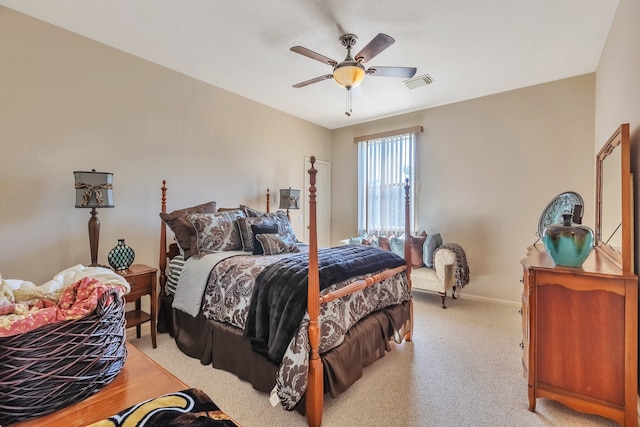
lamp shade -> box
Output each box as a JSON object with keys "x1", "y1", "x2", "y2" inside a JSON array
[
  {"x1": 333, "y1": 62, "x2": 365, "y2": 89},
  {"x1": 74, "y1": 170, "x2": 114, "y2": 208},
  {"x1": 279, "y1": 188, "x2": 300, "y2": 210}
]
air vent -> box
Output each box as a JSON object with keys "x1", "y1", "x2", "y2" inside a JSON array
[{"x1": 404, "y1": 74, "x2": 433, "y2": 89}]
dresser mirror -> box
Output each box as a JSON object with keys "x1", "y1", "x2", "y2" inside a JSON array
[{"x1": 595, "y1": 123, "x2": 633, "y2": 271}]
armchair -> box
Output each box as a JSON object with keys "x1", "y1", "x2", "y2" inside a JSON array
[{"x1": 411, "y1": 246, "x2": 457, "y2": 308}]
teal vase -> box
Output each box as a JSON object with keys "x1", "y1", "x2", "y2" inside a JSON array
[
  {"x1": 108, "y1": 239, "x2": 135, "y2": 271},
  {"x1": 542, "y1": 213, "x2": 593, "y2": 267}
]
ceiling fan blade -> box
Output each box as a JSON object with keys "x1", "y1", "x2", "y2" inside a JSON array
[
  {"x1": 355, "y1": 33, "x2": 395, "y2": 63},
  {"x1": 367, "y1": 66, "x2": 417, "y2": 78},
  {"x1": 290, "y1": 46, "x2": 337, "y2": 67},
  {"x1": 293, "y1": 74, "x2": 334, "y2": 88}
]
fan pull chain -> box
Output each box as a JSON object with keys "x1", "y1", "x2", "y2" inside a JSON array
[{"x1": 345, "y1": 88, "x2": 352, "y2": 117}]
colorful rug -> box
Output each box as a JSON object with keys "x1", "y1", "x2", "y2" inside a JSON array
[{"x1": 88, "y1": 388, "x2": 240, "y2": 427}]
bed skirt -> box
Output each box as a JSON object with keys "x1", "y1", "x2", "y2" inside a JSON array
[{"x1": 170, "y1": 300, "x2": 410, "y2": 414}]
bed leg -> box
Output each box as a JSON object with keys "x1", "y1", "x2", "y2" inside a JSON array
[
  {"x1": 404, "y1": 298, "x2": 413, "y2": 342},
  {"x1": 452, "y1": 285, "x2": 457, "y2": 299},
  {"x1": 307, "y1": 325, "x2": 323, "y2": 427},
  {"x1": 440, "y1": 292, "x2": 447, "y2": 309}
]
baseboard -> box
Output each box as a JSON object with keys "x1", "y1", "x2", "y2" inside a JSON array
[
  {"x1": 412, "y1": 287, "x2": 520, "y2": 308},
  {"x1": 455, "y1": 292, "x2": 520, "y2": 307}
]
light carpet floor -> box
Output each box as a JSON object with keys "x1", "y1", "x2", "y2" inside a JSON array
[{"x1": 130, "y1": 292, "x2": 621, "y2": 427}]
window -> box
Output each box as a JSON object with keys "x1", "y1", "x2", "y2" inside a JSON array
[{"x1": 356, "y1": 127, "x2": 420, "y2": 236}]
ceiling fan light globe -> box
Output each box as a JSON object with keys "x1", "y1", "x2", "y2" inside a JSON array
[{"x1": 333, "y1": 63, "x2": 365, "y2": 88}]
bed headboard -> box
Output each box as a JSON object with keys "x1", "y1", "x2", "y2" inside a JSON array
[{"x1": 158, "y1": 181, "x2": 272, "y2": 296}]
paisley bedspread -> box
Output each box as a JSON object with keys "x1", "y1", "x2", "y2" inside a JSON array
[{"x1": 197, "y1": 247, "x2": 410, "y2": 410}]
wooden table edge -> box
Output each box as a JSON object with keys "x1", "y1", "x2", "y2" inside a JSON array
[{"x1": 9, "y1": 344, "x2": 188, "y2": 426}]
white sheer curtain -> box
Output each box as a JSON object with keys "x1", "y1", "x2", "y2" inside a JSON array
[{"x1": 357, "y1": 131, "x2": 416, "y2": 236}]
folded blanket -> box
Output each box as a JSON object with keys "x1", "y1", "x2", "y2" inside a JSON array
[
  {"x1": 244, "y1": 244, "x2": 405, "y2": 364},
  {"x1": 88, "y1": 388, "x2": 240, "y2": 427},
  {"x1": 435, "y1": 243, "x2": 470, "y2": 288}
]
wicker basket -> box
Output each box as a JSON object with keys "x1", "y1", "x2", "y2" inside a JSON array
[{"x1": 0, "y1": 290, "x2": 127, "y2": 425}]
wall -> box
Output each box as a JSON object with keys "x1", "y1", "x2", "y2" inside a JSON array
[
  {"x1": 331, "y1": 75, "x2": 596, "y2": 303},
  {"x1": 595, "y1": 0, "x2": 640, "y2": 272},
  {"x1": 0, "y1": 6, "x2": 607, "y2": 305},
  {"x1": 0, "y1": 8, "x2": 331, "y2": 284}
]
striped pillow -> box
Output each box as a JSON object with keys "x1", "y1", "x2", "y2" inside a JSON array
[{"x1": 165, "y1": 255, "x2": 185, "y2": 296}]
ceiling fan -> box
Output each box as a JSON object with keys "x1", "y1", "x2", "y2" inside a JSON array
[{"x1": 291, "y1": 33, "x2": 417, "y2": 116}]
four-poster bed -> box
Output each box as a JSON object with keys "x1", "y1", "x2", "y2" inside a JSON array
[{"x1": 158, "y1": 156, "x2": 414, "y2": 427}]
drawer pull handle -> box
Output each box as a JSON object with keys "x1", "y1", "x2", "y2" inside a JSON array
[
  {"x1": 518, "y1": 308, "x2": 522, "y2": 315},
  {"x1": 519, "y1": 342, "x2": 524, "y2": 349}
]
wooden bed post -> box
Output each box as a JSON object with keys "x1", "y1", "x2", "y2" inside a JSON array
[
  {"x1": 159, "y1": 180, "x2": 168, "y2": 297},
  {"x1": 266, "y1": 188, "x2": 270, "y2": 213},
  {"x1": 404, "y1": 178, "x2": 413, "y2": 342},
  {"x1": 306, "y1": 157, "x2": 323, "y2": 427}
]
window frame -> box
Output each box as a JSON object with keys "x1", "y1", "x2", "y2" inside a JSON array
[{"x1": 355, "y1": 126, "x2": 422, "y2": 236}]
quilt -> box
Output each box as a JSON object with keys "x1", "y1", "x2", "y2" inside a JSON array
[{"x1": 193, "y1": 245, "x2": 411, "y2": 410}]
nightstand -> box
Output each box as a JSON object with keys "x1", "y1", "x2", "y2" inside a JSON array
[{"x1": 118, "y1": 264, "x2": 158, "y2": 348}]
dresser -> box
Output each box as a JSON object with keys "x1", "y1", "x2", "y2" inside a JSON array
[{"x1": 521, "y1": 244, "x2": 638, "y2": 426}]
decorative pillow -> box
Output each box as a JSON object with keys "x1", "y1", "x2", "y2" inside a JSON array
[
  {"x1": 378, "y1": 236, "x2": 391, "y2": 251},
  {"x1": 423, "y1": 233, "x2": 443, "y2": 268},
  {"x1": 256, "y1": 233, "x2": 300, "y2": 256},
  {"x1": 390, "y1": 237, "x2": 405, "y2": 258},
  {"x1": 238, "y1": 211, "x2": 297, "y2": 251},
  {"x1": 251, "y1": 223, "x2": 279, "y2": 255},
  {"x1": 188, "y1": 210, "x2": 245, "y2": 255},
  {"x1": 410, "y1": 231, "x2": 428, "y2": 268},
  {"x1": 252, "y1": 211, "x2": 297, "y2": 241},
  {"x1": 159, "y1": 201, "x2": 216, "y2": 259},
  {"x1": 348, "y1": 236, "x2": 364, "y2": 245},
  {"x1": 272, "y1": 211, "x2": 297, "y2": 242},
  {"x1": 165, "y1": 255, "x2": 185, "y2": 296},
  {"x1": 241, "y1": 205, "x2": 266, "y2": 218},
  {"x1": 238, "y1": 216, "x2": 273, "y2": 251},
  {"x1": 389, "y1": 231, "x2": 427, "y2": 268}
]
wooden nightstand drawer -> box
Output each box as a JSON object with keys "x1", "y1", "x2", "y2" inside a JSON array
[{"x1": 125, "y1": 273, "x2": 153, "y2": 301}]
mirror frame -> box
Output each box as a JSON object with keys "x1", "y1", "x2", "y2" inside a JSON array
[{"x1": 595, "y1": 123, "x2": 633, "y2": 271}]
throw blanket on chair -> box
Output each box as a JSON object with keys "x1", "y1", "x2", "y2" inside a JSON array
[
  {"x1": 88, "y1": 388, "x2": 240, "y2": 427},
  {"x1": 435, "y1": 243, "x2": 470, "y2": 288},
  {"x1": 244, "y1": 244, "x2": 405, "y2": 364}
]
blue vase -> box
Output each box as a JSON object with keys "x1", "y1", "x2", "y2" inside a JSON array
[
  {"x1": 108, "y1": 239, "x2": 135, "y2": 271},
  {"x1": 542, "y1": 213, "x2": 593, "y2": 267}
]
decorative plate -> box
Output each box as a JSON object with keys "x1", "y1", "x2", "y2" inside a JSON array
[{"x1": 537, "y1": 191, "x2": 584, "y2": 238}]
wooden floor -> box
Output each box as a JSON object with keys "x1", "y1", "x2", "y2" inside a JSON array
[{"x1": 10, "y1": 344, "x2": 189, "y2": 426}]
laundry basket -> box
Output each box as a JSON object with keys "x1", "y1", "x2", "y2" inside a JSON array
[{"x1": 0, "y1": 290, "x2": 127, "y2": 425}]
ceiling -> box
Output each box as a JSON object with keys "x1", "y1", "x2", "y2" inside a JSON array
[{"x1": 1, "y1": 0, "x2": 618, "y2": 130}]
